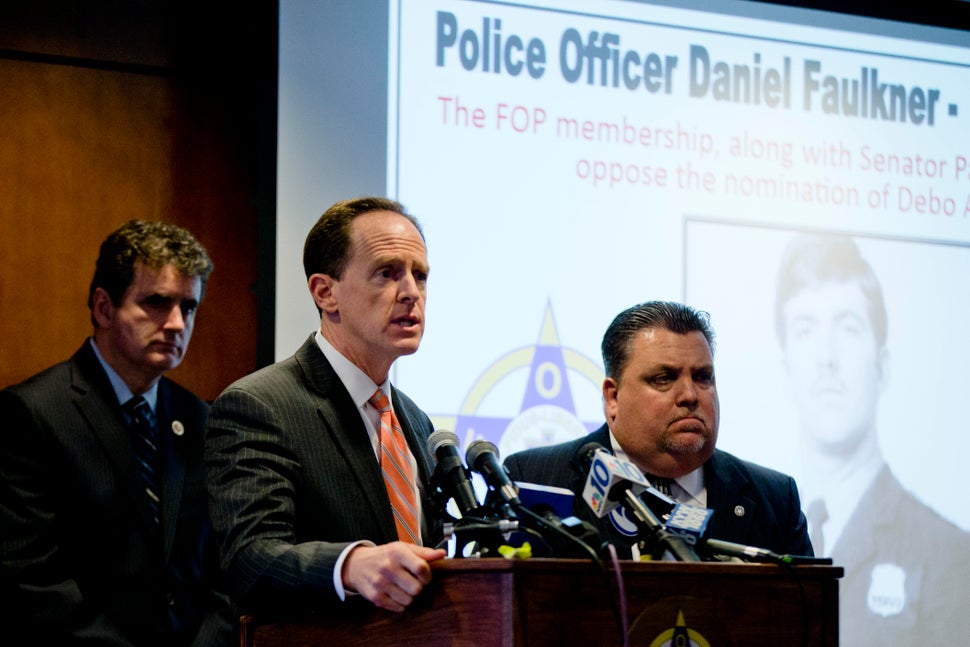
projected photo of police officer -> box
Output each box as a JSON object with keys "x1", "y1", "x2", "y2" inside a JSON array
[{"x1": 773, "y1": 232, "x2": 970, "y2": 646}]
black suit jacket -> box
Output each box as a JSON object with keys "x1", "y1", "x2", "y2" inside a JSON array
[
  {"x1": 205, "y1": 336, "x2": 438, "y2": 613},
  {"x1": 503, "y1": 425, "x2": 812, "y2": 557},
  {"x1": 0, "y1": 341, "x2": 235, "y2": 646}
]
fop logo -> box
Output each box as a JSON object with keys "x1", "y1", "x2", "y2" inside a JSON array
[
  {"x1": 645, "y1": 610, "x2": 711, "y2": 647},
  {"x1": 432, "y1": 303, "x2": 602, "y2": 455}
]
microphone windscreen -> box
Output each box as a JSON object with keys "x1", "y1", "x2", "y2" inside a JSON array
[
  {"x1": 572, "y1": 441, "x2": 609, "y2": 473},
  {"x1": 465, "y1": 439, "x2": 500, "y2": 470},
  {"x1": 427, "y1": 429, "x2": 460, "y2": 458}
]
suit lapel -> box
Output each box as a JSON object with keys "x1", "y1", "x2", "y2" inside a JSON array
[
  {"x1": 156, "y1": 381, "x2": 186, "y2": 560},
  {"x1": 831, "y1": 464, "x2": 893, "y2": 567},
  {"x1": 568, "y1": 425, "x2": 612, "y2": 495},
  {"x1": 567, "y1": 427, "x2": 613, "y2": 538},
  {"x1": 70, "y1": 344, "x2": 160, "y2": 535},
  {"x1": 704, "y1": 451, "x2": 757, "y2": 543},
  {"x1": 294, "y1": 337, "x2": 396, "y2": 541}
]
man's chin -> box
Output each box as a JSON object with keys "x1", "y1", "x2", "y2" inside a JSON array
[
  {"x1": 665, "y1": 432, "x2": 711, "y2": 456},
  {"x1": 147, "y1": 352, "x2": 181, "y2": 372},
  {"x1": 392, "y1": 339, "x2": 422, "y2": 356},
  {"x1": 810, "y1": 429, "x2": 866, "y2": 456}
]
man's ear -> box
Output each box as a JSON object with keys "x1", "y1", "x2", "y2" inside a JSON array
[
  {"x1": 602, "y1": 377, "x2": 619, "y2": 424},
  {"x1": 308, "y1": 273, "x2": 339, "y2": 314},
  {"x1": 90, "y1": 287, "x2": 115, "y2": 328}
]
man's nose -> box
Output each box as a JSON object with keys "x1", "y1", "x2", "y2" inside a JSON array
[
  {"x1": 675, "y1": 377, "x2": 699, "y2": 407},
  {"x1": 164, "y1": 305, "x2": 185, "y2": 331}
]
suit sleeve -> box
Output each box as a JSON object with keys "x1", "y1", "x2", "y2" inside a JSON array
[
  {"x1": 781, "y1": 474, "x2": 814, "y2": 557},
  {"x1": 0, "y1": 389, "x2": 128, "y2": 644},
  {"x1": 502, "y1": 446, "x2": 572, "y2": 491},
  {"x1": 205, "y1": 385, "x2": 351, "y2": 612},
  {"x1": 502, "y1": 454, "x2": 523, "y2": 481}
]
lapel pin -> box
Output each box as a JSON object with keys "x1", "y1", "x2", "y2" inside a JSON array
[
  {"x1": 734, "y1": 505, "x2": 746, "y2": 517},
  {"x1": 172, "y1": 420, "x2": 185, "y2": 436}
]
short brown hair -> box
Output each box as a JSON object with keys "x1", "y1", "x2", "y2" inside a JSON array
[
  {"x1": 87, "y1": 220, "x2": 213, "y2": 315},
  {"x1": 302, "y1": 197, "x2": 422, "y2": 280}
]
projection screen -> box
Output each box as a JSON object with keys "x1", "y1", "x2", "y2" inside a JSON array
[{"x1": 278, "y1": 1, "x2": 969, "y2": 643}]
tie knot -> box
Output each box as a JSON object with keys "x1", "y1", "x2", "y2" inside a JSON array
[
  {"x1": 124, "y1": 396, "x2": 156, "y2": 429},
  {"x1": 650, "y1": 477, "x2": 673, "y2": 497},
  {"x1": 368, "y1": 388, "x2": 391, "y2": 413},
  {"x1": 125, "y1": 395, "x2": 148, "y2": 415}
]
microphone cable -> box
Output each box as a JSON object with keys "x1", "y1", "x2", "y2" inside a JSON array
[{"x1": 511, "y1": 503, "x2": 629, "y2": 644}]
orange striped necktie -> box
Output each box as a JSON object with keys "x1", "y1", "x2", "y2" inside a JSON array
[{"x1": 368, "y1": 388, "x2": 420, "y2": 543}]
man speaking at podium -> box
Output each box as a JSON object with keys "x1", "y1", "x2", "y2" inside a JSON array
[
  {"x1": 206, "y1": 198, "x2": 446, "y2": 615},
  {"x1": 504, "y1": 300, "x2": 812, "y2": 558}
]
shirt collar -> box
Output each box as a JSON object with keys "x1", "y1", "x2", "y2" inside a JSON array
[
  {"x1": 675, "y1": 467, "x2": 705, "y2": 506},
  {"x1": 799, "y1": 452, "x2": 884, "y2": 553},
  {"x1": 88, "y1": 338, "x2": 159, "y2": 412},
  {"x1": 314, "y1": 331, "x2": 390, "y2": 409}
]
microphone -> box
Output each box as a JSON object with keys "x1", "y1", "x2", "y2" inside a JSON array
[
  {"x1": 465, "y1": 439, "x2": 521, "y2": 506},
  {"x1": 427, "y1": 430, "x2": 481, "y2": 517},
  {"x1": 464, "y1": 441, "x2": 599, "y2": 558},
  {"x1": 513, "y1": 481, "x2": 601, "y2": 558},
  {"x1": 574, "y1": 442, "x2": 676, "y2": 514},
  {"x1": 579, "y1": 444, "x2": 700, "y2": 562},
  {"x1": 663, "y1": 502, "x2": 714, "y2": 549},
  {"x1": 581, "y1": 446, "x2": 651, "y2": 517},
  {"x1": 639, "y1": 485, "x2": 677, "y2": 518},
  {"x1": 703, "y1": 538, "x2": 793, "y2": 564},
  {"x1": 663, "y1": 503, "x2": 833, "y2": 565},
  {"x1": 571, "y1": 441, "x2": 609, "y2": 475}
]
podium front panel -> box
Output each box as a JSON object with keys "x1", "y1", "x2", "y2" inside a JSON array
[{"x1": 241, "y1": 558, "x2": 841, "y2": 646}]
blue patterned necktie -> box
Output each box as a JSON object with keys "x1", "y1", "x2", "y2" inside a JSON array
[
  {"x1": 124, "y1": 396, "x2": 161, "y2": 526},
  {"x1": 651, "y1": 476, "x2": 673, "y2": 497}
]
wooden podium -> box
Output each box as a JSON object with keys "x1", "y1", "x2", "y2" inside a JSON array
[{"x1": 240, "y1": 558, "x2": 842, "y2": 646}]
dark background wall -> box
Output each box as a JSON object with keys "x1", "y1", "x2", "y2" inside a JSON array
[{"x1": 0, "y1": 1, "x2": 277, "y2": 401}]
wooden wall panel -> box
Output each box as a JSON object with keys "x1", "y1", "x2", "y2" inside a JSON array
[{"x1": 0, "y1": 3, "x2": 267, "y2": 401}]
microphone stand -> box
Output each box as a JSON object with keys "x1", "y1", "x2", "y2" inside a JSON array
[
  {"x1": 440, "y1": 493, "x2": 519, "y2": 558},
  {"x1": 619, "y1": 488, "x2": 700, "y2": 562}
]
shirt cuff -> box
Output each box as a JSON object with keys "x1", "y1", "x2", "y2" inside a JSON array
[{"x1": 333, "y1": 540, "x2": 377, "y2": 600}]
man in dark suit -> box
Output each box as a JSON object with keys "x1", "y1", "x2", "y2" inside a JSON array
[
  {"x1": 0, "y1": 220, "x2": 235, "y2": 645},
  {"x1": 504, "y1": 301, "x2": 812, "y2": 559},
  {"x1": 774, "y1": 233, "x2": 970, "y2": 645},
  {"x1": 206, "y1": 197, "x2": 446, "y2": 615}
]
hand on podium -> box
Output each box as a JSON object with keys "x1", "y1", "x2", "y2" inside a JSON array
[{"x1": 342, "y1": 542, "x2": 447, "y2": 612}]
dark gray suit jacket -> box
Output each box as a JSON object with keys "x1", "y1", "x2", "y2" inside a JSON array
[
  {"x1": 503, "y1": 425, "x2": 812, "y2": 558},
  {"x1": 0, "y1": 341, "x2": 235, "y2": 646},
  {"x1": 205, "y1": 336, "x2": 438, "y2": 613}
]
